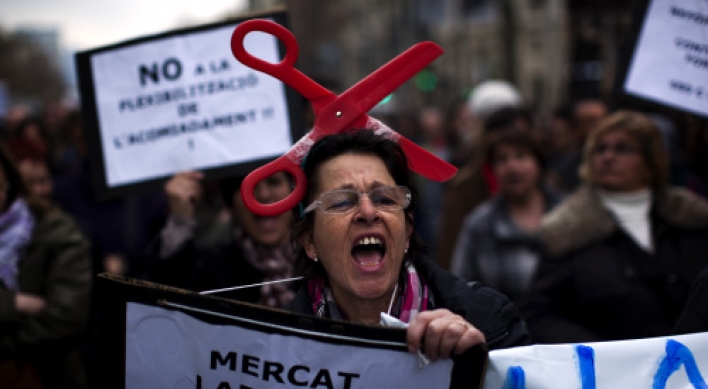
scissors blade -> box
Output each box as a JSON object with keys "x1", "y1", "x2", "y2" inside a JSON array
[
  {"x1": 316, "y1": 42, "x2": 443, "y2": 134},
  {"x1": 398, "y1": 137, "x2": 457, "y2": 182}
]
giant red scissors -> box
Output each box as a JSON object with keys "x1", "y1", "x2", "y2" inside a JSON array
[{"x1": 232, "y1": 19, "x2": 457, "y2": 216}]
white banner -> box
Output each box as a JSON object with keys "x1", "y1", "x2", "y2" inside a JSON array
[
  {"x1": 86, "y1": 18, "x2": 293, "y2": 187},
  {"x1": 483, "y1": 332, "x2": 708, "y2": 389},
  {"x1": 624, "y1": 0, "x2": 708, "y2": 117},
  {"x1": 125, "y1": 302, "x2": 454, "y2": 389}
]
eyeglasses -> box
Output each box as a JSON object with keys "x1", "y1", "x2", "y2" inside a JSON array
[
  {"x1": 591, "y1": 143, "x2": 640, "y2": 156},
  {"x1": 303, "y1": 185, "x2": 411, "y2": 214}
]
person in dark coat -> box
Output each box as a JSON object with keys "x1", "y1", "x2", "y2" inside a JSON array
[
  {"x1": 521, "y1": 110, "x2": 708, "y2": 344},
  {"x1": 148, "y1": 171, "x2": 296, "y2": 307},
  {"x1": 0, "y1": 143, "x2": 92, "y2": 389},
  {"x1": 286, "y1": 128, "x2": 530, "y2": 359}
]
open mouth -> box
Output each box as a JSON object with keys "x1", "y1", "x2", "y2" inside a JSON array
[{"x1": 351, "y1": 235, "x2": 386, "y2": 269}]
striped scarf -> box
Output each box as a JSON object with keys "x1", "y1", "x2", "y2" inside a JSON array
[{"x1": 307, "y1": 260, "x2": 432, "y2": 323}]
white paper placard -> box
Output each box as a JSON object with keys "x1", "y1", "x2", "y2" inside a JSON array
[
  {"x1": 125, "y1": 302, "x2": 454, "y2": 389},
  {"x1": 80, "y1": 17, "x2": 295, "y2": 189},
  {"x1": 483, "y1": 331, "x2": 708, "y2": 389},
  {"x1": 624, "y1": 0, "x2": 708, "y2": 117}
]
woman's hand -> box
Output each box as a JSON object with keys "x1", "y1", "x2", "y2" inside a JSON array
[
  {"x1": 15, "y1": 293, "x2": 47, "y2": 315},
  {"x1": 406, "y1": 309, "x2": 486, "y2": 361},
  {"x1": 165, "y1": 171, "x2": 204, "y2": 219}
]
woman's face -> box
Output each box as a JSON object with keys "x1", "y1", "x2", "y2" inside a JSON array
[
  {"x1": 492, "y1": 144, "x2": 541, "y2": 198},
  {"x1": 591, "y1": 130, "x2": 652, "y2": 192},
  {"x1": 302, "y1": 153, "x2": 412, "y2": 305},
  {"x1": 233, "y1": 172, "x2": 293, "y2": 247}
]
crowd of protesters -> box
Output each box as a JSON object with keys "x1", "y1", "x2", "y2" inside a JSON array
[{"x1": 2, "y1": 76, "x2": 708, "y2": 387}]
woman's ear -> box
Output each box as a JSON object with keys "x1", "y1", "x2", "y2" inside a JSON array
[{"x1": 299, "y1": 232, "x2": 316, "y2": 259}]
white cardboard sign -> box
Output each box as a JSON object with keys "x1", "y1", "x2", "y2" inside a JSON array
[
  {"x1": 125, "y1": 302, "x2": 454, "y2": 389},
  {"x1": 77, "y1": 16, "x2": 297, "y2": 192},
  {"x1": 624, "y1": 0, "x2": 708, "y2": 117}
]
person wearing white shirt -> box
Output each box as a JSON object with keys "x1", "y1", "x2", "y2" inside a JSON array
[{"x1": 521, "y1": 110, "x2": 708, "y2": 344}]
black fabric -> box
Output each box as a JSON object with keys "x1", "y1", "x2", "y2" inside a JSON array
[
  {"x1": 147, "y1": 237, "x2": 264, "y2": 304},
  {"x1": 521, "y1": 224, "x2": 708, "y2": 344},
  {"x1": 674, "y1": 267, "x2": 708, "y2": 335},
  {"x1": 284, "y1": 259, "x2": 530, "y2": 350}
]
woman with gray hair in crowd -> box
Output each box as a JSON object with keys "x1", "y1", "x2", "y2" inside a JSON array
[{"x1": 521, "y1": 110, "x2": 708, "y2": 343}]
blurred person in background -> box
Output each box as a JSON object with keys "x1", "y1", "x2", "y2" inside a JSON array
[
  {"x1": 148, "y1": 171, "x2": 296, "y2": 307},
  {"x1": 451, "y1": 127, "x2": 562, "y2": 303},
  {"x1": 7, "y1": 139, "x2": 53, "y2": 200},
  {"x1": 436, "y1": 92, "x2": 531, "y2": 271},
  {"x1": 0, "y1": 104, "x2": 31, "y2": 141},
  {"x1": 50, "y1": 109, "x2": 167, "y2": 387},
  {"x1": 49, "y1": 109, "x2": 167, "y2": 388},
  {"x1": 10, "y1": 117, "x2": 48, "y2": 158},
  {"x1": 644, "y1": 112, "x2": 708, "y2": 194},
  {"x1": 46, "y1": 110, "x2": 84, "y2": 176},
  {"x1": 446, "y1": 97, "x2": 476, "y2": 168},
  {"x1": 40, "y1": 102, "x2": 68, "y2": 143},
  {"x1": 52, "y1": 111, "x2": 166, "y2": 278},
  {"x1": 547, "y1": 97, "x2": 608, "y2": 192},
  {"x1": 545, "y1": 104, "x2": 574, "y2": 189},
  {"x1": 521, "y1": 110, "x2": 708, "y2": 343},
  {"x1": 447, "y1": 81, "x2": 523, "y2": 169},
  {"x1": 0, "y1": 143, "x2": 92, "y2": 389}
]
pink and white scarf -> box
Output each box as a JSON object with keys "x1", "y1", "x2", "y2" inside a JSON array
[{"x1": 307, "y1": 260, "x2": 431, "y2": 323}]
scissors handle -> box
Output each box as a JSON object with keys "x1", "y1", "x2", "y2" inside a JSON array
[
  {"x1": 239, "y1": 155, "x2": 307, "y2": 217},
  {"x1": 231, "y1": 20, "x2": 332, "y2": 103}
]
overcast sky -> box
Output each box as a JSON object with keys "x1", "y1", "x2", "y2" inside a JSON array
[{"x1": 0, "y1": 0, "x2": 247, "y2": 50}]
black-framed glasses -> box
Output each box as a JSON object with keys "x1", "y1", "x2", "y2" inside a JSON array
[
  {"x1": 303, "y1": 185, "x2": 411, "y2": 214},
  {"x1": 591, "y1": 143, "x2": 640, "y2": 156}
]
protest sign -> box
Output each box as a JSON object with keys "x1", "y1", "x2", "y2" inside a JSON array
[
  {"x1": 76, "y1": 10, "x2": 304, "y2": 198},
  {"x1": 97, "y1": 274, "x2": 488, "y2": 389},
  {"x1": 483, "y1": 332, "x2": 708, "y2": 389},
  {"x1": 620, "y1": 0, "x2": 708, "y2": 118}
]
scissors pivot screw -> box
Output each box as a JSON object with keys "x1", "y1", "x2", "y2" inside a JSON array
[{"x1": 336, "y1": 111, "x2": 343, "y2": 117}]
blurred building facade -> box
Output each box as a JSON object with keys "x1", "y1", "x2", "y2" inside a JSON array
[
  {"x1": 14, "y1": 26, "x2": 61, "y2": 61},
  {"x1": 245, "y1": 0, "x2": 639, "y2": 113},
  {"x1": 14, "y1": 26, "x2": 79, "y2": 104}
]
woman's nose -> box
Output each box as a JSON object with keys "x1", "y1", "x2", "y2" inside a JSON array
[{"x1": 355, "y1": 196, "x2": 380, "y2": 224}]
